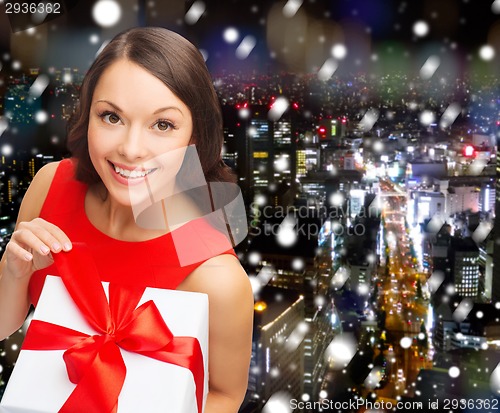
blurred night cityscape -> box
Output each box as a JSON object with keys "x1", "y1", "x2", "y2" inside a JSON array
[{"x1": 1, "y1": 1, "x2": 500, "y2": 412}]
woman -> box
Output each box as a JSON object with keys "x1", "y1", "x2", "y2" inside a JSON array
[{"x1": 0, "y1": 27, "x2": 253, "y2": 412}]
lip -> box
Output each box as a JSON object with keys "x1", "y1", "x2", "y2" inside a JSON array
[
  {"x1": 107, "y1": 160, "x2": 157, "y2": 186},
  {"x1": 108, "y1": 160, "x2": 154, "y2": 172}
]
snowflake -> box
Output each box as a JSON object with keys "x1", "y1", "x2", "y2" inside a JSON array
[
  {"x1": 420, "y1": 55, "x2": 440, "y2": 79},
  {"x1": 92, "y1": 0, "x2": 121, "y2": 28},
  {"x1": 282, "y1": 0, "x2": 303, "y2": 18},
  {"x1": 479, "y1": 45, "x2": 495, "y2": 61},
  {"x1": 413, "y1": 20, "x2": 429, "y2": 37},
  {"x1": 223, "y1": 27, "x2": 239, "y2": 44},
  {"x1": 331, "y1": 44, "x2": 347, "y2": 60}
]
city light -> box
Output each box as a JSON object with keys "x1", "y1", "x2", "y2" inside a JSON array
[
  {"x1": 463, "y1": 145, "x2": 475, "y2": 157},
  {"x1": 0, "y1": 4, "x2": 499, "y2": 408}
]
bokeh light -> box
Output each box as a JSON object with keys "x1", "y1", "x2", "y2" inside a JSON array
[
  {"x1": 413, "y1": 20, "x2": 430, "y2": 37},
  {"x1": 92, "y1": 0, "x2": 122, "y2": 28},
  {"x1": 479, "y1": 44, "x2": 495, "y2": 61},
  {"x1": 223, "y1": 27, "x2": 239, "y2": 44}
]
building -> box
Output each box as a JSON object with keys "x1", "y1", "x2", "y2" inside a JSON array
[
  {"x1": 449, "y1": 237, "x2": 480, "y2": 299},
  {"x1": 478, "y1": 234, "x2": 494, "y2": 301},
  {"x1": 222, "y1": 104, "x2": 298, "y2": 205},
  {"x1": 246, "y1": 208, "x2": 338, "y2": 403},
  {"x1": 424, "y1": 223, "x2": 451, "y2": 274},
  {"x1": 493, "y1": 137, "x2": 500, "y2": 302},
  {"x1": 410, "y1": 191, "x2": 445, "y2": 226},
  {"x1": 246, "y1": 287, "x2": 305, "y2": 407},
  {"x1": 407, "y1": 160, "x2": 447, "y2": 180},
  {"x1": 447, "y1": 185, "x2": 479, "y2": 215},
  {"x1": 479, "y1": 182, "x2": 495, "y2": 214}
]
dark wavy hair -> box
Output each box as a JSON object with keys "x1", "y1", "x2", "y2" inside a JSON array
[{"x1": 66, "y1": 26, "x2": 235, "y2": 185}]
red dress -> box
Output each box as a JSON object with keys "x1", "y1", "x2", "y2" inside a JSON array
[{"x1": 29, "y1": 158, "x2": 237, "y2": 306}]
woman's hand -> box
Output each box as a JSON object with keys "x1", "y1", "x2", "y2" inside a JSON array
[{"x1": 4, "y1": 218, "x2": 72, "y2": 280}]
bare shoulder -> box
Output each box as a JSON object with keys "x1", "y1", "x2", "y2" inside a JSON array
[
  {"x1": 181, "y1": 254, "x2": 253, "y2": 305},
  {"x1": 187, "y1": 255, "x2": 254, "y2": 406},
  {"x1": 31, "y1": 161, "x2": 61, "y2": 187},
  {"x1": 17, "y1": 161, "x2": 61, "y2": 223}
]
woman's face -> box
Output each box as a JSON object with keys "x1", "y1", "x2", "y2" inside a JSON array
[{"x1": 88, "y1": 58, "x2": 193, "y2": 207}]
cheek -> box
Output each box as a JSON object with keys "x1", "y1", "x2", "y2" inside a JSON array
[
  {"x1": 86, "y1": 125, "x2": 109, "y2": 171},
  {"x1": 88, "y1": 122, "x2": 114, "y2": 152},
  {"x1": 86, "y1": 128, "x2": 98, "y2": 160}
]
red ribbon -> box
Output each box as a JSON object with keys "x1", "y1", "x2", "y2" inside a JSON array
[{"x1": 22, "y1": 244, "x2": 205, "y2": 413}]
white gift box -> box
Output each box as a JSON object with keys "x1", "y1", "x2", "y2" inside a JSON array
[{"x1": 0, "y1": 276, "x2": 208, "y2": 413}]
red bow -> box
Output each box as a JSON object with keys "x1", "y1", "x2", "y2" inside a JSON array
[{"x1": 22, "y1": 244, "x2": 205, "y2": 413}]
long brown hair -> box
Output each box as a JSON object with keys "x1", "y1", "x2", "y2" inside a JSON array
[{"x1": 67, "y1": 27, "x2": 235, "y2": 185}]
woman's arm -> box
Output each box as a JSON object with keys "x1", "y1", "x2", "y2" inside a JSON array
[
  {"x1": 189, "y1": 254, "x2": 254, "y2": 413},
  {"x1": 0, "y1": 161, "x2": 71, "y2": 340}
]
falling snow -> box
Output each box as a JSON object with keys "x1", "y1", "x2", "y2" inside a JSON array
[
  {"x1": 223, "y1": 27, "x2": 239, "y2": 44},
  {"x1": 317, "y1": 58, "x2": 338, "y2": 81},
  {"x1": 491, "y1": 363, "x2": 500, "y2": 394},
  {"x1": 29, "y1": 75, "x2": 49, "y2": 98},
  {"x1": 413, "y1": 20, "x2": 430, "y2": 37},
  {"x1": 493, "y1": 0, "x2": 500, "y2": 14},
  {"x1": 262, "y1": 391, "x2": 292, "y2": 413},
  {"x1": 471, "y1": 221, "x2": 493, "y2": 243},
  {"x1": 291, "y1": 257, "x2": 304, "y2": 271},
  {"x1": 358, "y1": 108, "x2": 379, "y2": 132},
  {"x1": 89, "y1": 34, "x2": 100, "y2": 45},
  {"x1": 314, "y1": 295, "x2": 326, "y2": 307},
  {"x1": 427, "y1": 271, "x2": 445, "y2": 293},
  {"x1": 268, "y1": 97, "x2": 289, "y2": 121},
  {"x1": 185, "y1": 1, "x2": 205, "y2": 25},
  {"x1": 453, "y1": 298, "x2": 473, "y2": 323},
  {"x1": 0, "y1": 118, "x2": 8, "y2": 138},
  {"x1": 92, "y1": 0, "x2": 121, "y2": 28},
  {"x1": 400, "y1": 337, "x2": 412, "y2": 349},
  {"x1": 331, "y1": 44, "x2": 347, "y2": 60},
  {"x1": 479, "y1": 44, "x2": 495, "y2": 61},
  {"x1": 439, "y1": 103, "x2": 461, "y2": 129},
  {"x1": 282, "y1": 0, "x2": 303, "y2": 18},
  {"x1": 238, "y1": 107, "x2": 251, "y2": 119},
  {"x1": 419, "y1": 110, "x2": 435, "y2": 126},
  {"x1": 325, "y1": 334, "x2": 357, "y2": 369},
  {"x1": 419, "y1": 55, "x2": 440, "y2": 79},
  {"x1": 276, "y1": 215, "x2": 297, "y2": 247},
  {"x1": 1, "y1": 144, "x2": 13, "y2": 156},
  {"x1": 285, "y1": 321, "x2": 309, "y2": 352},
  {"x1": 34, "y1": 110, "x2": 48, "y2": 124},
  {"x1": 364, "y1": 366, "x2": 383, "y2": 390},
  {"x1": 247, "y1": 251, "x2": 261, "y2": 266},
  {"x1": 236, "y1": 35, "x2": 257, "y2": 60},
  {"x1": 329, "y1": 192, "x2": 344, "y2": 206}
]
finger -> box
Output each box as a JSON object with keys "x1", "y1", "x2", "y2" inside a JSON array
[
  {"x1": 32, "y1": 218, "x2": 72, "y2": 251},
  {"x1": 5, "y1": 240, "x2": 34, "y2": 262},
  {"x1": 11, "y1": 228, "x2": 52, "y2": 256},
  {"x1": 18, "y1": 219, "x2": 70, "y2": 253}
]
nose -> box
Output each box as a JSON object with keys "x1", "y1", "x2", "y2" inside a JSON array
[{"x1": 117, "y1": 126, "x2": 148, "y2": 161}]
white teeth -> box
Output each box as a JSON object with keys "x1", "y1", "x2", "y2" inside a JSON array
[{"x1": 112, "y1": 164, "x2": 154, "y2": 179}]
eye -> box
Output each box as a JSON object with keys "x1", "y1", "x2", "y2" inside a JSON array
[
  {"x1": 153, "y1": 120, "x2": 175, "y2": 132},
  {"x1": 99, "y1": 111, "x2": 122, "y2": 125}
]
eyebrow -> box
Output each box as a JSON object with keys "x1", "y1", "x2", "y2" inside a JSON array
[{"x1": 95, "y1": 100, "x2": 184, "y2": 116}]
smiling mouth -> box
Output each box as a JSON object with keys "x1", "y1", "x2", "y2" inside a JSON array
[{"x1": 108, "y1": 161, "x2": 157, "y2": 179}]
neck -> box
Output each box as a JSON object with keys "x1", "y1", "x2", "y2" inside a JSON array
[
  {"x1": 89, "y1": 182, "x2": 170, "y2": 241},
  {"x1": 88, "y1": 182, "x2": 203, "y2": 241}
]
